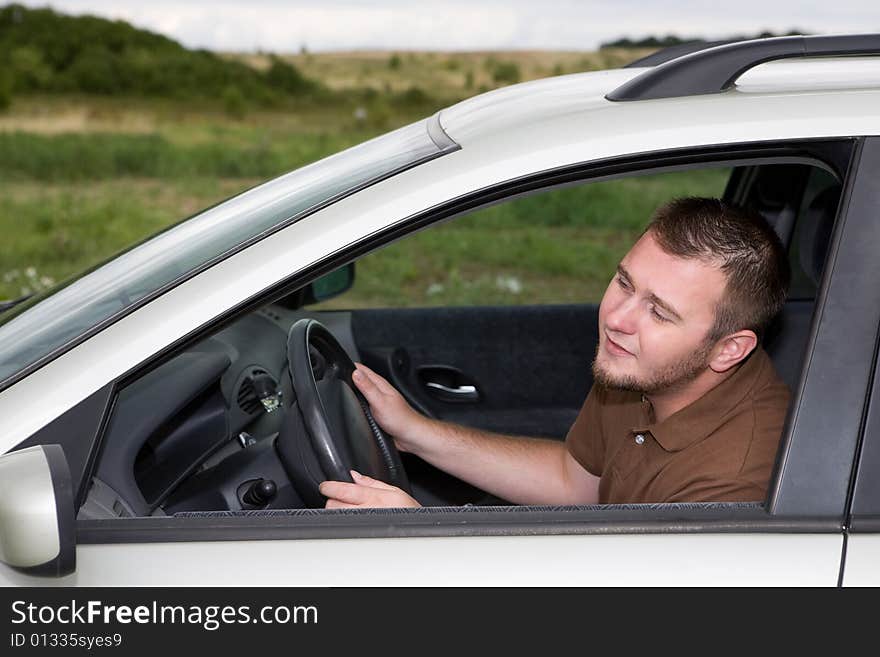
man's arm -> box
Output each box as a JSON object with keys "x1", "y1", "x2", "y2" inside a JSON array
[
  {"x1": 320, "y1": 363, "x2": 600, "y2": 507},
  {"x1": 404, "y1": 417, "x2": 600, "y2": 505}
]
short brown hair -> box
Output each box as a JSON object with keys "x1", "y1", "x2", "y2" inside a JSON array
[{"x1": 645, "y1": 197, "x2": 790, "y2": 342}]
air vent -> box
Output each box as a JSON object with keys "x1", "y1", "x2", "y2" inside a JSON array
[{"x1": 237, "y1": 368, "x2": 269, "y2": 414}]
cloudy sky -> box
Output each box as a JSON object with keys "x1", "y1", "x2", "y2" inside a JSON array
[{"x1": 17, "y1": 1, "x2": 880, "y2": 52}]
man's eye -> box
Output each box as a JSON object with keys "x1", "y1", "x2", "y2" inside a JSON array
[
  {"x1": 616, "y1": 276, "x2": 631, "y2": 290},
  {"x1": 650, "y1": 307, "x2": 670, "y2": 323}
]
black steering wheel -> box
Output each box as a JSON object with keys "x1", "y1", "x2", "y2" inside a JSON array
[{"x1": 276, "y1": 318, "x2": 410, "y2": 507}]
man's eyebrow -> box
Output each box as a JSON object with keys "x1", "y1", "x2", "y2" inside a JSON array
[
  {"x1": 617, "y1": 264, "x2": 684, "y2": 322},
  {"x1": 648, "y1": 293, "x2": 683, "y2": 322}
]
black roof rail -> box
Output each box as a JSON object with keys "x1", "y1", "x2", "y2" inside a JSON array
[
  {"x1": 607, "y1": 33, "x2": 880, "y2": 102},
  {"x1": 623, "y1": 40, "x2": 737, "y2": 68}
]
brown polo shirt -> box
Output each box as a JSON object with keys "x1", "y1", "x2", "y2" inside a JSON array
[{"x1": 565, "y1": 347, "x2": 790, "y2": 503}]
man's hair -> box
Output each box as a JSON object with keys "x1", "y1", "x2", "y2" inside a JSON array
[{"x1": 645, "y1": 197, "x2": 791, "y2": 342}]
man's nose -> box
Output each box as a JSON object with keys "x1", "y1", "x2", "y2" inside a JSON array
[{"x1": 605, "y1": 296, "x2": 638, "y2": 334}]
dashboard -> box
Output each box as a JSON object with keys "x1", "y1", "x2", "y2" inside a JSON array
[{"x1": 78, "y1": 303, "x2": 360, "y2": 519}]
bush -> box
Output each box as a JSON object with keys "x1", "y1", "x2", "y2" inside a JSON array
[
  {"x1": 0, "y1": 5, "x2": 321, "y2": 104},
  {"x1": 66, "y1": 45, "x2": 126, "y2": 94},
  {"x1": 8, "y1": 46, "x2": 53, "y2": 91},
  {"x1": 265, "y1": 56, "x2": 314, "y2": 96},
  {"x1": 0, "y1": 69, "x2": 11, "y2": 111},
  {"x1": 391, "y1": 86, "x2": 435, "y2": 112},
  {"x1": 222, "y1": 85, "x2": 247, "y2": 119},
  {"x1": 491, "y1": 61, "x2": 521, "y2": 85}
]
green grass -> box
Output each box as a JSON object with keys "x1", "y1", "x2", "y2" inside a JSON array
[
  {"x1": 0, "y1": 168, "x2": 729, "y2": 303},
  {"x1": 0, "y1": 129, "x2": 379, "y2": 181},
  {"x1": 316, "y1": 168, "x2": 731, "y2": 309},
  {"x1": 0, "y1": 178, "x2": 254, "y2": 297}
]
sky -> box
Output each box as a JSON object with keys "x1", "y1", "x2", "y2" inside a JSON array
[{"x1": 15, "y1": 1, "x2": 880, "y2": 52}]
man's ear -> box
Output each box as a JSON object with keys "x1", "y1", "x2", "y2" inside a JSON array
[{"x1": 708, "y1": 330, "x2": 758, "y2": 373}]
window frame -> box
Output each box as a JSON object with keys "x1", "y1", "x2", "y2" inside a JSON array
[{"x1": 14, "y1": 137, "x2": 869, "y2": 545}]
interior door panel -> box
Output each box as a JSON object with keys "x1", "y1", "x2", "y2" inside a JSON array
[
  {"x1": 351, "y1": 304, "x2": 599, "y2": 440},
  {"x1": 348, "y1": 303, "x2": 598, "y2": 504}
]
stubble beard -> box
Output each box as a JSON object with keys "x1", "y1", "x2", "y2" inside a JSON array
[{"x1": 591, "y1": 337, "x2": 715, "y2": 395}]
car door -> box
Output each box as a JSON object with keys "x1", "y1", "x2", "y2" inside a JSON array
[{"x1": 3, "y1": 136, "x2": 876, "y2": 586}]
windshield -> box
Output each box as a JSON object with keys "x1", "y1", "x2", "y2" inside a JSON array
[{"x1": 0, "y1": 118, "x2": 456, "y2": 391}]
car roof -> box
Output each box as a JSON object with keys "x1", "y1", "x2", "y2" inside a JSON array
[
  {"x1": 440, "y1": 58, "x2": 880, "y2": 146},
  {"x1": 440, "y1": 35, "x2": 880, "y2": 149}
]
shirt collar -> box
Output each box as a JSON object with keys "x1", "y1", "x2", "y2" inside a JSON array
[{"x1": 631, "y1": 347, "x2": 773, "y2": 453}]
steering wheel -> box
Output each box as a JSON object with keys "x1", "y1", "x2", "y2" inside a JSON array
[{"x1": 276, "y1": 318, "x2": 410, "y2": 507}]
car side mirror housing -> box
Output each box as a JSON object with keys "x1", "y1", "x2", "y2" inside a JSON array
[
  {"x1": 0, "y1": 444, "x2": 76, "y2": 577},
  {"x1": 304, "y1": 263, "x2": 355, "y2": 304}
]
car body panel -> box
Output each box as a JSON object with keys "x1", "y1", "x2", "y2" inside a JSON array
[
  {"x1": 0, "y1": 533, "x2": 843, "y2": 586},
  {"x1": 439, "y1": 61, "x2": 880, "y2": 149},
  {"x1": 841, "y1": 535, "x2": 880, "y2": 586}
]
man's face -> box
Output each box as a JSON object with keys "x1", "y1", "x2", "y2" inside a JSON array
[{"x1": 593, "y1": 230, "x2": 728, "y2": 394}]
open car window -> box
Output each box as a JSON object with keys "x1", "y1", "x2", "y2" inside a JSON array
[{"x1": 78, "y1": 156, "x2": 840, "y2": 520}]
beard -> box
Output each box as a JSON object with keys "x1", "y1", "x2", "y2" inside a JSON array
[{"x1": 591, "y1": 337, "x2": 715, "y2": 395}]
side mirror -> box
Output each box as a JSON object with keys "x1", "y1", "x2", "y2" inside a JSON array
[
  {"x1": 0, "y1": 444, "x2": 76, "y2": 576},
  {"x1": 303, "y1": 263, "x2": 355, "y2": 305}
]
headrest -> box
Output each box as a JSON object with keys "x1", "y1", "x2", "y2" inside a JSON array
[{"x1": 798, "y1": 187, "x2": 840, "y2": 286}]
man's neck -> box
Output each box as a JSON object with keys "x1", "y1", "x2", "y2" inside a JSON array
[{"x1": 645, "y1": 365, "x2": 740, "y2": 424}]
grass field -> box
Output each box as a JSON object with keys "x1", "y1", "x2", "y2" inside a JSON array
[{"x1": 0, "y1": 48, "x2": 732, "y2": 307}]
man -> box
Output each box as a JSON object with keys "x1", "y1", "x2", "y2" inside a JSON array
[{"x1": 320, "y1": 197, "x2": 792, "y2": 508}]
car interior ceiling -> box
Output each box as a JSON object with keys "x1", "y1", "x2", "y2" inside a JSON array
[{"x1": 77, "y1": 161, "x2": 841, "y2": 519}]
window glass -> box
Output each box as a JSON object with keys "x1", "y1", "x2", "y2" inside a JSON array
[{"x1": 0, "y1": 120, "x2": 449, "y2": 390}]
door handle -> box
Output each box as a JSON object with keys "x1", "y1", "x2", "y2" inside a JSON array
[
  {"x1": 424, "y1": 381, "x2": 479, "y2": 401},
  {"x1": 419, "y1": 364, "x2": 481, "y2": 403}
]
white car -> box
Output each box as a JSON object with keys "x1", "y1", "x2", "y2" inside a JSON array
[{"x1": 2, "y1": 34, "x2": 880, "y2": 586}]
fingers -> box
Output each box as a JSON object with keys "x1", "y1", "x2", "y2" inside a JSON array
[
  {"x1": 319, "y1": 475, "x2": 421, "y2": 509},
  {"x1": 318, "y1": 480, "x2": 367, "y2": 505},
  {"x1": 351, "y1": 469, "x2": 396, "y2": 490},
  {"x1": 353, "y1": 362, "x2": 398, "y2": 395},
  {"x1": 351, "y1": 367, "x2": 380, "y2": 400},
  {"x1": 318, "y1": 474, "x2": 398, "y2": 504},
  {"x1": 325, "y1": 499, "x2": 359, "y2": 509}
]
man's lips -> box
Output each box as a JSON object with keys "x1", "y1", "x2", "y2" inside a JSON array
[{"x1": 604, "y1": 332, "x2": 634, "y2": 356}]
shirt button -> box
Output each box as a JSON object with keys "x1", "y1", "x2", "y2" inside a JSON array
[{"x1": 634, "y1": 434, "x2": 645, "y2": 445}]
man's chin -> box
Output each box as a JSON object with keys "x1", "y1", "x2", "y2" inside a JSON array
[
  {"x1": 591, "y1": 348, "x2": 712, "y2": 395},
  {"x1": 591, "y1": 358, "x2": 644, "y2": 393}
]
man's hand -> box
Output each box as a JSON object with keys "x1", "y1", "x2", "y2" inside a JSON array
[
  {"x1": 319, "y1": 470, "x2": 421, "y2": 509},
  {"x1": 351, "y1": 362, "x2": 429, "y2": 453}
]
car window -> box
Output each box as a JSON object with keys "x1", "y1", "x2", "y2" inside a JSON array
[{"x1": 80, "y1": 158, "x2": 840, "y2": 519}]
